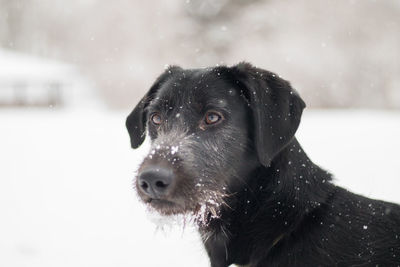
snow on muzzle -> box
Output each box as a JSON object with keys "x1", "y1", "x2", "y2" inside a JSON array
[{"x1": 135, "y1": 130, "x2": 197, "y2": 211}]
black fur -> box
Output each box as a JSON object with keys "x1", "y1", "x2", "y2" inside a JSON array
[{"x1": 126, "y1": 62, "x2": 400, "y2": 267}]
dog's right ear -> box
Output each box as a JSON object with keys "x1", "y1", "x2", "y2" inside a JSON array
[{"x1": 126, "y1": 66, "x2": 181, "y2": 148}]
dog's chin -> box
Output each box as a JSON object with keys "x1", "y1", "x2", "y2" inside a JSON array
[{"x1": 144, "y1": 198, "x2": 188, "y2": 216}]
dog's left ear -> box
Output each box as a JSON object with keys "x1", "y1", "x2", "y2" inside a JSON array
[
  {"x1": 230, "y1": 62, "x2": 306, "y2": 167},
  {"x1": 126, "y1": 66, "x2": 182, "y2": 148}
]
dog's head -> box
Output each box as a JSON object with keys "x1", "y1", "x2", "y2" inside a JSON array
[{"x1": 126, "y1": 62, "x2": 305, "y2": 220}]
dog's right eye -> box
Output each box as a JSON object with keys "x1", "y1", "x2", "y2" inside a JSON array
[
  {"x1": 205, "y1": 111, "x2": 223, "y2": 125},
  {"x1": 150, "y1": 113, "x2": 162, "y2": 125}
]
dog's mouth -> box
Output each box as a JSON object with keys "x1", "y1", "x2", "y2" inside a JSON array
[
  {"x1": 143, "y1": 197, "x2": 188, "y2": 215},
  {"x1": 141, "y1": 195, "x2": 221, "y2": 223},
  {"x1": 144, "y1": 199, "x2": 221, "y2": 227}
]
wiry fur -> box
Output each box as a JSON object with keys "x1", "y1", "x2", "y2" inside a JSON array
[{"x1": 126, "y1": 63, "x2": 400, "y2": 267}]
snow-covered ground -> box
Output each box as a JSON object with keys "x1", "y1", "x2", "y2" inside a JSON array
[{"x1": 0, "y1": 108, "x2": 399, "y2": 267}]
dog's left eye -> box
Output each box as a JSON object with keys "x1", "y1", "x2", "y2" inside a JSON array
[{"x1": 205, "y1": 111, "x2": 222, "y2": 125}]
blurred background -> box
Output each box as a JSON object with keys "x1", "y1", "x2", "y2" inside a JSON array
[
  {"x1": 0, "y1": 0, "x2": 399, "y2": 267},
  {"x1": 1, "y1": 0, "x2": 399, "y2": 109}
]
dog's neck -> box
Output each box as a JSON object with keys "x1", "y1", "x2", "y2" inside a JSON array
[
  {"x1": 199, "y1": 138, "x2": 337, "y2": 265},
  {"x1": 215, "y1": 138, "x2": 335, "y2": 223},
  {"x1": 261, "y1": 138, "x2": 335, "y2": 212}
]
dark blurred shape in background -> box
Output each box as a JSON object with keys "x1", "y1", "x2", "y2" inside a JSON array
[{"x1": 0, "y1": 0, "x2": 399, "y2": 109}]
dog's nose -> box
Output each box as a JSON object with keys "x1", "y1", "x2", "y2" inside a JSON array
[{"x1": 138, "y1": 167, "x2": 174, "y2": 199}]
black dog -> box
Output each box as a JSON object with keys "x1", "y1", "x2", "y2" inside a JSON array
[{"x1": 126, "y1": 62, "x2": 400, "y2": 267}]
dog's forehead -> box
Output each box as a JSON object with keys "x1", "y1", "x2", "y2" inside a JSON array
[{"x1": 152, "y1": 69, "x2": 238, "y2": 110}]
